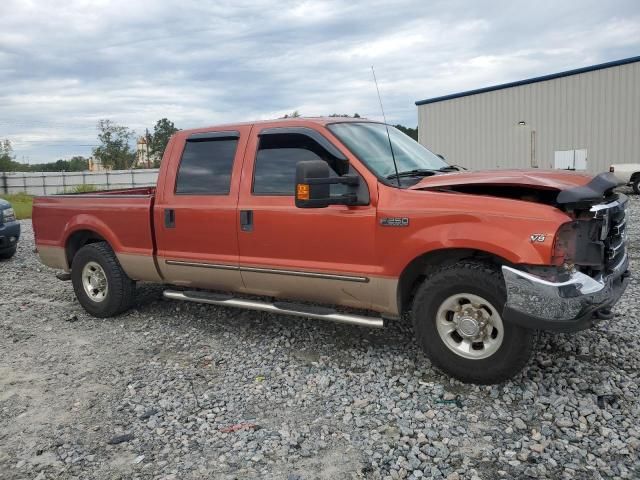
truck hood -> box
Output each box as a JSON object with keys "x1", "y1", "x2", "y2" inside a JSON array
[
  {"x1": 409, "y1": 169, "x2": 592, "y2": 191},
  {"x1": 408, "y1": 169, "x2": 620, "y2": 207}
]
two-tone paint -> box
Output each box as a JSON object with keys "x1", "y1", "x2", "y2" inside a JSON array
[{"x1": 33, "y1": 118, "x2": 591, "y2": 317}]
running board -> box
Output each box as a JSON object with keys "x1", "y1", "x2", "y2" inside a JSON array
[{"x1": 163, "y1": 290, "x2": 384, "y2": 328}]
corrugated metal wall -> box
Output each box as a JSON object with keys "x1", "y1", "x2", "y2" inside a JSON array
[{"x1": 417, "y1": 61, "x2": 640, "y2": 174}]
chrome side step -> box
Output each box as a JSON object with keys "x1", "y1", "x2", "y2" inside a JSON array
[{"x1": 163, "y1": 290, "x2": 384, "y2": 328}]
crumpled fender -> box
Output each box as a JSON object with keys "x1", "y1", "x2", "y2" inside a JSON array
[
  {"x1": 556, "y1": 172, "x2": 620, "y2": 205},
  {"x1": 381, "y1": 211, "x2": 568, "y2": 277}
]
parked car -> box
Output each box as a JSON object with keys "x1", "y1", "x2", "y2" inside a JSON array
[
  {"x1": 0, "y1": 198, "x2": 20, "y2": 259},
  {"x1": 609, "y1": 163, "x2": 640, "y2": 194},
  {"x1": 32, "y1": 118, "x2": 630, "y2": 384}
]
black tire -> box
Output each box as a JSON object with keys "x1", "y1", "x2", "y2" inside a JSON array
[
  {"x1": 71, "y1": 242, "x2": 136, "y2": 318},
  {"x1": 0, "y1": 246, "x2": 17, "y2": 260},
  {"x1": 632, "y1": 178, "x2": 640, "y2": 195},
  {"x1": 412, "y1": 261, "x2": 533, "y2": 384}
]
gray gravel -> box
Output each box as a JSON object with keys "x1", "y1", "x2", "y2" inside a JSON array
[{"x1": 1, "y1": 190, "x2": 639, "y2": 479}]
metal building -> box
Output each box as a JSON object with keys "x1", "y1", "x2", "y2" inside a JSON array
[{"x1": 416, "y1": 56, "x2": 640, "y2": 174}]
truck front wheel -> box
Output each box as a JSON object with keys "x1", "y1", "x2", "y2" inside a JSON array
[
  {"x1": 412, "y1": 261, "x2": 533, "y2": 384},
  {"x1": 71, "y1": 242, "x2": 136, "y2": 318},
  {"x1": 632, "y1": 178, "x2": 640, "y2": 195}
]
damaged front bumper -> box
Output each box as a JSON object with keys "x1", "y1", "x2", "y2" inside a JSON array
[{"x1": 501, "y1": 255, "x2": 630, "y2": 332}]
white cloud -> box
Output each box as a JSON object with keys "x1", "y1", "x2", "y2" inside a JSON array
[{"x1": 0, "y1": 0, "x2": 638, "y2": 161}]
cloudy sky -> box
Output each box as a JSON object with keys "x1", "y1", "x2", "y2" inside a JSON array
[{"x1": 1, "y1": 0, "x2": 639, "y2": 163}]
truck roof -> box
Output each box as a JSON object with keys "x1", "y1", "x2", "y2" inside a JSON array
[{"x1": 178, "y1": 117, "x2": 379, "y2": 135}]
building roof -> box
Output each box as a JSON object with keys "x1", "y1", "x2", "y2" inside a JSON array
[{"x1": 415, "y1": 55, "x2": 640, "y2": 106}]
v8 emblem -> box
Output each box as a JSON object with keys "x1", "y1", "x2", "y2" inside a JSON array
[{"x1": 530, "y1": 233, "x2": 547, "y2": 243}]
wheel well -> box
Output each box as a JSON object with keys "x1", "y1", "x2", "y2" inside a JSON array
[
  {"x1": 397, "y1": 248, "x2": 511, "y2": 316},
  {"x1": 65, "y1": 230, "x2": 107, "y2": 268},
  {"x1": 630, "y1": 172, "x2": 640, "y2": 183}
]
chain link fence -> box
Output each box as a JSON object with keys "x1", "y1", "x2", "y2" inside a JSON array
[{"x1": 0, "y1": 169, "x2": 160, "y2": 195}]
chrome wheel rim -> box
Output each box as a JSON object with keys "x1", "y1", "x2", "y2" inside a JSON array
[
  {"x1": 435, "y1": 293, "x2": 504, "y2": 360},
  {"x1": 82, "y1": 261, "x2": 108, "y2": 303}
]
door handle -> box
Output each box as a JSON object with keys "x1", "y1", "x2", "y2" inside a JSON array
[
  {"x1": 165, "y1": 208, "x2": 175, "y2": 228},
  {"x1": 240, "y1": 210, "x2": 253, "y2": 232}
]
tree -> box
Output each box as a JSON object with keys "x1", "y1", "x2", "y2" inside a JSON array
[
  {"x1": 149, "y1": 118, "x2": 179, "y2": 165},
  {"x1": 0, "y1": 139, "x2": 18, "y2": 172},
  {"x1": 18, "y1": 156, "x2": 89, "y2": 172},
  {"x1": 394, "y1": 124, "x2": 418, "y2": 141},
  {"x1": 93, "y1": 120, "x2": 136, "y2": 170},
  {"x1": 328, "y1": 113, "x2": 361, "y2": 118},
  {"x1": 281, "y1": 110, "x2": 301, "y2": 118},
  {"x1": 67, "y1": 156, "x2": 89, "y2": 171}
]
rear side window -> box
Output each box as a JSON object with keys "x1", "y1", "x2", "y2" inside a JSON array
[{"x1": 175, "y1": 135, "x2": 238, "y2": 194}]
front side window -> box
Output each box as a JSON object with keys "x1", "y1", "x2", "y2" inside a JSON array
[
  {"x1": 253, "y1": 132, "x2": 347, "y2": 195},
  {"x1": 175, "y1": 136, "x2": 238, "y2": 194},
  {"x1": 327, "y1": 122, "x2": 449, "y2": 184}
]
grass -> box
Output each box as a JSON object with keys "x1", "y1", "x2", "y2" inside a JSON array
[
  {"x1": 66, "y1": 184, "x2": 98, "y2": 193},
  {"x1": 0, "y1": 186, "x2": 98, "y2": 220},
  {"x1": 0, "y1": 193, "x2": 34, "y2": 219}
]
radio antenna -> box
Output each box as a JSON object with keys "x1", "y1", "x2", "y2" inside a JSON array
[{"x1": 371, "y1": 66, "x2": 400, "y2": 186}]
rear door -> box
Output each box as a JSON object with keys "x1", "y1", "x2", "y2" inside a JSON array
[
  {"x1": 153, "y1": 126, "x2": 251, "y2": 290},
  {"x1": 236, "y1": 125, "x2": 378, "y2": 311}
]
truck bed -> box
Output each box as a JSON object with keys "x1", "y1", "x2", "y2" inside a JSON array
[
  {"x1": 83, "y1": 187, "x2": 156, "y2": 196},
  {"x1": 32, "y1": 188, "x2": 157, "y2": 272}
]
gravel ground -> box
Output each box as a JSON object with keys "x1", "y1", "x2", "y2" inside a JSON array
[{"x1": 1, "y1": 191, "x2": 639, "y2": 480}]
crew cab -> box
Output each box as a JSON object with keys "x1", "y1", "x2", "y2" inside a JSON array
[
  {"x1": 609, "y1": 163, "x2": 640, "y2": 194},
  {"x1": 32, "y1": 118, "x2": 630, "y2": 384}
]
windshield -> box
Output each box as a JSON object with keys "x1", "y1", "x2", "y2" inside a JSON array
[{"x1": 327, "y1": 122, "x2": 449, "y2": 184}]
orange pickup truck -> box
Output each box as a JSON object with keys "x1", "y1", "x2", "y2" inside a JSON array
[{"x1": 33, "y1": 118, "x2": 630, "y2": 383}]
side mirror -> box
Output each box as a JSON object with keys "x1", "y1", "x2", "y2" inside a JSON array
[{"x1": 295, "y1": 160, "x2": 359, "y2": 208}]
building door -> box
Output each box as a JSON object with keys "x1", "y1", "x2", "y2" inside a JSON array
[{"x1": 554, "y1": 149, "x2": 588, "y2": 170}]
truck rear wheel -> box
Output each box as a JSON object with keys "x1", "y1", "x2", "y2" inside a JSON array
[
  {"x1": 71, "y1": 242, "x2": 136, "y2": 318},
  {"x1": 412, "y1": 261, "x2": 533, "y2": 384}
]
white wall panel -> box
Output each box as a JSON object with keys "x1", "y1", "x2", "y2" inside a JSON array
[{"x1": 418, "y1": 61, "x2": 640, "y2": 174}]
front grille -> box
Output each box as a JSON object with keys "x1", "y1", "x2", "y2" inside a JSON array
[{"x1": 592, "y1": 195, "x2": 628, "y2": 271}]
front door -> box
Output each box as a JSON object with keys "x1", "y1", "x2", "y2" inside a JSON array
[
  {"x1": 237, "y1": 125, "x2": 378, "y2": 311},
  {"x1": 153, "y1": 127, "x2": 251, "y2": 291}
]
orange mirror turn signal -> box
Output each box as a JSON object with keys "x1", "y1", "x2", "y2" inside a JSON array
[{"x1": 296, "y1": 183, "x2": 310, "y2": 200}]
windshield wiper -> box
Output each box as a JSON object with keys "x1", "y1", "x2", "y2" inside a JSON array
[
  {"x1": 386, "y1": 169, "x2": 439, "y2": 180},
  {"x1": 437, "y1": 165, "x2": 464, "y2": 172}
]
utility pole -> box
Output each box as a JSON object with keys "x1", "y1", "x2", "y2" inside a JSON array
[{"x1": 145, "y1": 128, "x2": 151, "y2": 169}]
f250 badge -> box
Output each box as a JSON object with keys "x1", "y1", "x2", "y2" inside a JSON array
[
  {"x1": 380, "y1": 217, "x2": 410, "y2": 227},
  {"x1": 530, "y1": 233, "x2": 547, "y2": 243}
]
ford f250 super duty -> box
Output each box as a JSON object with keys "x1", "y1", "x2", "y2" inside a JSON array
[{"x1": 32, "y1": 118, "x2": 630, "y2": 384}]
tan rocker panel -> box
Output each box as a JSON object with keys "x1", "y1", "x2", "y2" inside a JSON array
[
  {"x1": 116, "y1": 253, "x2": 163, "y2": 283},
  {"x1": 156, "y1": 258, "x2": 400, "y2": 317},
  {"x1": 37, "y1": 246, "x2": 163, "y2": 283},
  {"x1": 37, "y1": 246, "x2": 68, "y2": 271},
  {"x1": 36, "y1": 248, "x2": 400, "y2": 317}
]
